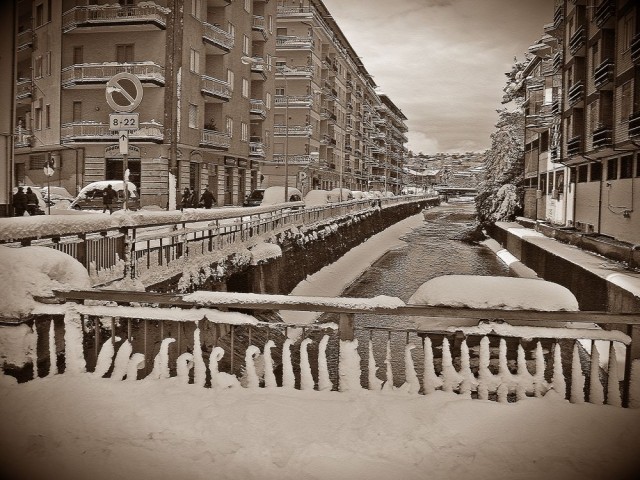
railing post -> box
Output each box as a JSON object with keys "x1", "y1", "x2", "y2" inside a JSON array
[
  {"x1": 339, "y1": 313, "x2": 355, "y2": 341},
  {"x1": 77, "y1": 233, "x2": 87, "y2": 270},
  {"x1": 623, "y1": 324, "x2": 640, "y2": 407}
]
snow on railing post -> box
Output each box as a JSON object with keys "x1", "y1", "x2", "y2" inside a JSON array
[
  {"x1": 422, "y1": 336, "x2": 441, "y2": 394},
  {"x1": 63, "y1": 305, "x2": 86, "y2": 375},
  {"x1": 176, "y1": 352, "x2": 194, "y2": 383},
  {"x1": 382, "y1": 338, "x2": 394, "y2": 391},
  {"x1": 551, "y1": 342, "x2": 566, "y2": 399},
  {"x1": 94, "y1": 336, "x2": 119, "y2": 378},
  {"x1": 589, "y1": 342, "x2": 604, "y2": 405},
  {"x1": 607, "y1": 343, "x2": 622, "y2": 407},
  {"x1": 570, "y1": 342, "x2": 585, "y2": 404},
  {"x1": 623, "y1": 324, "x2": 640, "y2": 408},
  {"x1": 126, "y1": 353, "x2": 145, "y2": 381},
  {"x1": 477, "y1": 336, "x2": 492, "y2": 400},
  {"x1": 497, "y1": 339, "x2": 511, "y2": 403},
  {"x1": 244, "y1": 346, "x2": 261, "y2": 389},
  {"x1": 440, "y1": 337, "x2": 462, "y2": 394},
  {"x1": 533, "y1": 341, "x2": 547, "y2": 397},
  {"x1": 404, "y1": 344, "x2": 420, "y2": 394},
  {"x1": 193, "y1": 327, "x2": 206, "y2": 388},
  {"x1": 338, "y1": 313, "x2": 354, "y2": 341},
  {"x1": 146, "y1": 338, "x2": 175, "y2": 380},
  {"x1": 367, "y1": 338, "x2": 383, "y2": 391},
  {"x1": 300, "y1": 338, "x2": 314, "y2": 390},
  {"x1": 338, "y1": 338, "x2": 362, "y2": 392},
  {"x1": 515, "y1": 344, "x2": 532, "y2": 401},
  {"x1": 318, "y1": 335, "x2": 333, "y2": 391},
  {"x1": 459, "y1": 340, "x2": 476, "y2": 398},
  {"x1": 48, "y1": 320, "x2": 57, "y2": 377},
  {"x1": 263, "y1": 340, "x2": 277, "y2": 388},
  {"x1": 282, "y1": 339, "x2": 295, "y2": 389},
  {"x1": 111, "y1": 340, "x2": 133, "y2": 381}
]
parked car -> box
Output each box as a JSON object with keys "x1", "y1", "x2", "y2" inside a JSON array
[
  {"x1": 243, "y1": 188, "x2": 266, "y2": 207},
  {"x1": 70, "y1": 180, "x2": 139, "y2": 211},
  {"x1": 329, "y1": 188, "x2": 353, "y2": 202},
  {"x1": 303, "y1": 189, "x2": 332, "y2": 207},
  {"x1": 260, "y1": 186, "x2": 303, "y2": 206},
  {"x1": 40, "y1": 186, "x2": 75, "y2": 208}
]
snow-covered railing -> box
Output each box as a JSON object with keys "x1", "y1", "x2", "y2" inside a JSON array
[{"x1": 14, "y1": 290, "x2": 640, "y2": 408}]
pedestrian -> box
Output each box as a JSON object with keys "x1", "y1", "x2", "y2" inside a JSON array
[
  {"x1": 200, "y1": 187, "x2": 215, "y2": 209},
  {"x1": 12, "y1": 187, "x2": 27, "y2": 217},
  {"x1": 25, "y1": 187, "x2": 38, "y2": 216},
  {"x1": 191, "y1": 188, "x2": 199, "y2": 208},
  {"x1": 181, "y1": 187, "x2": 191, "y2": 212},
  {"x1": 102, "y1": 184, "x2": 116, "y2": 214}
]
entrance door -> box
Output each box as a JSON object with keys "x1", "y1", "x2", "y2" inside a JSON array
[
  {"x1": 225, "y1": 167, "x2": 233, "y2": 205},
  {"x1": 238, "y1": 168, "x2": 246, "y2": 201},
  {"x1": 106, "y1": 158, "x2": 141, "y2": 189}
]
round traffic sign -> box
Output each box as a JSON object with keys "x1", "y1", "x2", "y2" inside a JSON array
[{"x1": 106, "y1": 72, "x2": 144, "y2": 113}]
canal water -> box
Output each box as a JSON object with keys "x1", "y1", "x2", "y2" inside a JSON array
[{"x1": 318, "y1": 202, "x2": 512, "y2": 388}]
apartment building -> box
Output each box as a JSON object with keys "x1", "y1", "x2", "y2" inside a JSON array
[
  {"x1": 521, "y1": 0, "x2": 639, "y2": 245},
  {"x1": 262, "y1": 0, "x2": 407, "y2": 195},
  {"x1": 9, "y1": 0, "x2": 276, "y2": 209}
]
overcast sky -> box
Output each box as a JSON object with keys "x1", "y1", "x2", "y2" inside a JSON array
[{"x1": 321, "y1": 0, "x2": 556, "y2": 154}]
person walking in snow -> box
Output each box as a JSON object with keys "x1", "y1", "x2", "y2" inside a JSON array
[
  {"x1": 181, "y1": 187, "x2": 192, "y2": 212},
  {"x1": 102, "y1": 184, "x2": 117, "y2": 214},
  {"x1": 200, "y1": 187, "x2": 215, "y2": 209},
  {"x1": 12, "y1": 187, "x2": 27, "y2": 216},
  {"x1": 25, "y1": 187, "x2": 38, "y2": 216}
]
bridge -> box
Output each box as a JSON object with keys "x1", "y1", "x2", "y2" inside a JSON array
[{"x1": 434, "y1": 185, "x2": 478, "y2": 196}]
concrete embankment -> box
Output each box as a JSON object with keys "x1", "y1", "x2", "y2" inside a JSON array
[{"x1": 487, "y1": 222, "x2": 640, "y2": 313}]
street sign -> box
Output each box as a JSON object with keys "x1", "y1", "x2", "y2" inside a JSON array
[
  {"x1": 119, "y1": 131, "x2": 129, "y2": 155},
  {"x1": 43, "y1": 157, "x2": 54, "y2": 177},
  {"x1": 110, "y1": 112, "x2": 139, "y2": 131},
  {"x1": 105, "y1": 72, "x2": 144, "y2": 113}
]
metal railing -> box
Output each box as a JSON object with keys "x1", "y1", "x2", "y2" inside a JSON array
[
  {"x1": 61, "y1": 63, "x2": 165, "y2": 86},
  {"x1": 201, "y1": 75, "x2": 232, "y2": 100},
  {"x1": 13, "y1": 289, "x2": 640, "y2": 408},
  {"x1": 200, "y1": 129, "x2": 231, "y2": 149},
  {"x1": 62, "y1": 5, "x2": 168, "y2": 32},
  {"x1": 202, "y1": 21, "x2": 234, "y2": 50},
  {"x1": 61, "y1": 121, "x2": 164, "y2": 142}
]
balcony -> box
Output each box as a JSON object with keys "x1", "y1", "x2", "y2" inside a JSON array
[
  {"x1": 629, "y1": 112, "x2": 640, "y2": 138},
  {"x1": 276, "y1": 36, "x2": 314, "y2": 50},
  {"x1": 594, "y1": 0, "x2": 615, "y2": 29},
  {"x1": 250, "y1": 99, "x2": 266, "y2": 119},
  {"x1": 201, "y1": 76, "x2": 231, "y2": 102},
  {"x1": 592, "y1": 126, "x2": 612, "y2": 149},
  {"x1": 276, "y1": 6, "x2": 314, "y2": 19},
  {"x1": 593, "y1": 59, "x2": 613, "y2": 90},
  {"x1": 16, "y1": 29, "x2": 33, "y2": 52},
  {"x1": 61, "y1": 63, "x2": 165, "y2": 88},
  {"x1": 252, "y1": 15, "x2": 267, "y2": 41},
  {"x1": 320, "y1": 108, "x2": 337, "y2": 122},
  {"x1": 569, "y1": 25, "x2": 586, "y2": 57},
  {"x1": 15, "y1": 79, "x2": 32, "y2": 101},
  {"x1": 62, "y1": 5, "x2": 167, "y2": 33},
  {"x1": 274, "y1": 125, "x2": 313, "y2": 137},
  {"x1": 245, "y1": 57, "x2": 267, "y2": 81},
  {"x1": 200, "y1": 129, "x2": 230, "y2": 150},
  {"x1": 277, "y1": 65, "x2": 313, "y2": 79},
  {"x1": 272, "y1": 154, "x2": 317, "y2": 165},
  {"x1": 202, "y1": 22, "x2": 234, "y2": 53},
  {"x1": 632, "y1": 33, "x2": 640, "y2": 65},
  {"x1": 552, "y1": 51, "x2": 563, "y2": 73},
  {"x1": 14, "y1": 126, "x2": 32, "y2": 149},
  {"x1": 568, "y1": 81, "x2": 584, "y2": 107},
  {"x1": 61, "y1": 121, "x2": 163, "y2": 143},
  {"x1": 566, "y1": 135, "x2": 582, "y2": 156},
  {"x1": 551, "y1": 97, "x2": 561, "y2": 115},
  {"x1": 553, "y1": 4, "x2": 563, "y2": 29},
  {"x1": 275, "y1": 95, "x2": 313, "y2": 107},
  {"x1": 249, "y1": 141, "x2": 265, "y2": 158}
]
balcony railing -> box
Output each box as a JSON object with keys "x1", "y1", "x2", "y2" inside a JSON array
[
  {"x1": 569, "y1": 25, "x2": 586, "y2": 56},
  {"x1": 272, "y1": 154, "x2": 317, "y2": 165},
  {"x1": 277, "y1": 65, "x2": 314, "y2": 78},
  {"x1": 592, "y1": 126, "x2": 612, "y2": 149},
  {"x1": 276, "y1": 6, "x2": 314, "y2": 18},
  {"x1": 201, "y1": 75, "x2": 232, "y2": 101},
  {"x1": 594, "y1": 0, "x2": 615, "y2": 29},
  {"x1": 16, "y1": 29, "x2": 33, "y2": 51},
  {"x1": 202, "y1": 22, "x2": 234, "y2": 51},
  {"x1": 250, "y1": 99, "x2": 266, "y2": 118},
  {"x1": 62, "y1": 5, "x2": 168, "y2": 32},
  {"x1": 61, "y1": 121, "x2": 164, "y2": 142},
  {"x1": 631, "y1": 33, "x2": 640, "y2": 65},
  {"x1": 61, "y1": 63, "x2": 165, "y2": 87},
  {"x1": 249, "y1": 141, "x2": 265, "y2": 158},
  {"x1": 593, "y1": 60, "x2": 613, "y2": 91},
  {"x1": 553, "y1": 4, "x2": 563, "y2": 29},
  {"x1": 252, "y1": 15, "x2": 267, "y2": 40},
  {"x1": 15, "y1": 79, "x2": 32, "y2": 100},
  {"x1": 14, "y1": 126, "x2": 32, "y2": 148},
  {"x1": 273, "y1": 125, "x2": 313, "y2": 137},
  {"x1": 553, "y1": 51, "x2": 563, "y2": 73},
  {"x1": 275, "y1": 95, "x2": 313, "y2": 107},
  {"x1": 629, "y1": 112, "x2": 640, "y2": 138},
  {"x1": 567, "y1": 135, "x2": 582, "y2": 156},
  {"x1": 276, "y1": 35, "x2": 314, "y2": 49},
  {"x1": 568, "y1": 81, "x2": 584, "y2": 107},
  {"x1": 200, "y1": 129, "x2": 231, "y2": 149}
]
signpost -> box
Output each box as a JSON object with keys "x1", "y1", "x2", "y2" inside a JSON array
[
  {"x1": 105, "y1": 73, "x2": 143, "y2": 210},
  {"x1": 43, "y1": 156, "x2": 55, "y2": 215}
]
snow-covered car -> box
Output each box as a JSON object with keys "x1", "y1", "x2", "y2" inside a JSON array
[
  {"x1": 40, "y1": 186, "x2": 75, "y2": 208},
  {"x1": 329, "y1": 188, "x2": 353, "y2": 202},
  {"x1": 260, "y1": 186, "x2": 303, "y2": 206},
  {"x1": 243, "y1": 188, "x2": 266, "y2": 207},
  {"x1": 351, "y1": 190, "x2": 368, "y2": 201},
  {"x1": 303, "y1": 189, "x2": 332, "y2": 207},
  {"x1": 70, "y1": 181, "x2": 139, "y2": 211}
]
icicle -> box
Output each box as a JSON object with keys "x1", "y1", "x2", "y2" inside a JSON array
[
  {"x1": 263, "y1": 340, "x2": 277, "y2": 389},
  {"x1": 606, "y1": 343, "x2": 621, "y2": 407},
  {"x1": 367, "y1": 339, "x2": 383, "y2": 391},
  {"x1": 244, "y1": 346, "x2": 261, "y2": 389},
  {"x1": 146, "y1": 338, "x2": 175, "y2": 380},
  {"x1": 317, "y1": 335, "x2": 333, "y2": 392},
  {"x1": 48, "y1": 320, "x2": 57, "y2": 377},
  {"x1": 94, "y1": 336, "x2": 120, "y2": 378},
  {"x1": 192, "y1": 327, "x2": 206, "y2": 388},
  {"x1": 515, "y1": 344, "x2": 532, "y2": 401},
  {"x1": 477, "y1": 336, "x2": 492, "y2": 400},
  {"x1": 300, "y1": 338, "x2": 315, "y2": 391},
  {"x1": 126, "y1": 353, "x2": 145, "y2": 382},
  {"x1": 338, "y1": 339, "x2": 362, "y2": 392},
  {"x1": 629, "y1": 359, "x2": 640, "y2": 409},
  {"x1": 570, "y1": 342, "x2": 585, "y2": 404},
  {"x1": 533, "y1": 341, "x2": 547, "y2": 397},
  {"x1": 440, "y1": 338, "x2": 462, "y2": 393},
  {"x1": 589, "y1": 343, "x2": 604, "y2": 405},
  {"x1": 209, "y1": 346, "x2": 240, "y2": 389},
  {"x1": 382, "y1": 339, "x2": 394, "y2": 391},
  {"x1": 422, "y1": 337, "x2": 441, "y2": 394},
  {"x1": 282, "y1": 339, "x2": 295, "y2": 389},
  {"x1": 176, "y1": 352, "x2": 194, "y2": 382},
  {"x1": 550, "y1": 342, "x2": 566, "y2": 399},
  {"x1": 111, "y1": 340, "x2": 133, "y2": 381},
  {"x1": 63, "y1": 306, "x2": 86, "y2": 375},
  {"x1": 458, "y1": 340, "x2": 476, "y2": 398},
  {"x1": 402, "y1": 344, "x2": 420, "y2": 394}
]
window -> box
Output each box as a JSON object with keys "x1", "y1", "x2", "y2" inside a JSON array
[
  {"x1": 226, "y1": 117, "x2": 233, "y2": 136},
  {"x1": 277, "y1": 28, "x2": 287, "y2": 36},
  {"x1": 577, "y1": 164, "x2": 588, "y2": 183},
  {"x1": 227, "y1": 69, "x2": 234, "y2": 90},
  {"x1": 275, "y1": 87, "x2": 285, "y2": 96},
  {"x1": 242, "y1": 78, "x2": 249, "y2": 98},
  {"x1": 620, "y1": 82, "x2": 632, "y2": 123},
  {"x1": 73, "y1": 46, "x2": 83, "y2": 64},
  {"x1": 45, "y1": 104, "x2": 50, "y2": 129},
  {"x1": 34, "y1": 56, "x2": 43, "y2": 78},
  {"x1": 116, "y1": 44, "x2": 134, "y2": 63},
  {"x1": 607, "y1": 158, "x2": 618, "y2": 180},
  {"x1": 72, "y1": 101, "x2": 82, "y2": 122},
  {"x1": 190, "y1": 48, "x2": 200, "y2": 73},
  {"x1": 590, "y1": 162, "x2": 602, "y2": 181},
  {"x1": 539, "y1": 131, "x2": 549, "y2": 152},
  {"x1": 244, "y1": 0, "x2": 250, "y2": 12},
  {"x1": 620, "y1": 155, "x2": 633, "y2": 179},
  {"x1": 591, "y1": 42, "x2": 599, "y2": 72},
  {"x1": 241, "y1": 122, "x2": 248, "y2": 142},
  {"x1": 34, "y1": 103, "x2": 42, "y2": 130},
  {"x1": 268, "y1": 15, "x2": 273, "y2": 33},
  {"x1": 191, "y1": 0, "x2": 201, "y2": 19},
  {"x1": 621, "y1": 12, "x2": 634, "y2": 51},
  {"x1": 35, "y1": 3, "x2": 44, "y2": 28},
  {"x1": 266, "y1": 92, "x2": 272, "y2": 109},
  {"x1": 539, "y1": 174, "x2": 546, "y2": 193},
  {"x1": 243, "y1": 34, "x2": 250, "y2": 55},
  {"x1": 188, "y1": 104, "x2": 198, "y2": 129},
  {"x1": 45, "y1": 52, "x2": 51, "y2": 76},
  {"x1": 228, "y1": 22, "x2": 235, "y2": 39}
]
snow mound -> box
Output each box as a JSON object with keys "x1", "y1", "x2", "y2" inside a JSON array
[
  {"x1": 408, "y1": 275, "x2": 579, "y2": 311},
  {"x1": 0, "y1": 245, "x2": 92, "y2": 318}
]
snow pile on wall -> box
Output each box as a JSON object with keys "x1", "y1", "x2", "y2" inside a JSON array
[
  {"x1": 408, "y1": 275, "x2": 579, "y2": 311},
  {"x1": 249, "y1": 242, "x2": 282, "y2": 265},
  {"x1": 0, "y1": 246, "x2": 92, "y2": 318}
]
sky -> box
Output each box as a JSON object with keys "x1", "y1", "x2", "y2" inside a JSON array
[{"x1": 321, "y1": 0, "x2": 556, "y2": 155}]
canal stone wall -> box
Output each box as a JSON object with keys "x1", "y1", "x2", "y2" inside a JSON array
[{"x1": 488, "y1": 222, "x2": 640, "y2": 313}]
